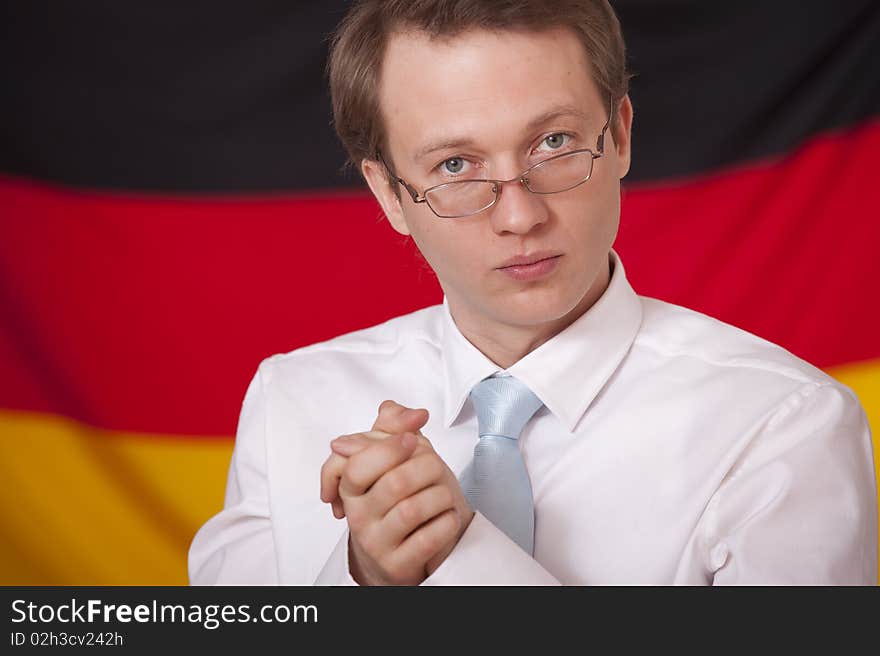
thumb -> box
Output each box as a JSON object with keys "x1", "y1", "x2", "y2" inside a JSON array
[{"x1": 371, "y1": 399, "x2": 429, "y2": 435}]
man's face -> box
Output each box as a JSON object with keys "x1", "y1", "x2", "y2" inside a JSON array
[{"x1": 363, "y1": 26, "x2": 633, "y2": 338}]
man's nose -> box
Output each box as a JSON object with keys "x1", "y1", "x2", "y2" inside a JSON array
[{"x1": 488, "y1": 178, "x2": 550, "y2": 235}]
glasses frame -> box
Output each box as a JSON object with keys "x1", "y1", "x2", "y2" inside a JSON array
[{"x1": 377, "y1": 97, "x2": 614, "y2": 219}]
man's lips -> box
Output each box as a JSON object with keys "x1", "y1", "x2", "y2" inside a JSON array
[
  {"x1": 496, "y1": 251, "x2": 563, "y2": 269},
  {"x1": 497, "y1": 254, "x2": 562, "y2": 281}
]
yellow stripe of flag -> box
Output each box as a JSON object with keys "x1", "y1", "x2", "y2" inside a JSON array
[
  {"x1": 0, "y1": 357, "x2": 878, "y2": 584},
  {"x1": 0, "y1": 410, "x2": 232, "y2": 584}
]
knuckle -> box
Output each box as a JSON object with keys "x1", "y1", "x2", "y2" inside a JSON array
[
  {"x1": 433, "y1": 511, "x2": 459, "y2": 544},
  {"x1": 396, "y1": 497, "x2": 421, "y2": 525},
  {"x1": 414, "y1": 526, "x2": 440, "y2": 556},
  {"x1": 437, "y1": 486, "x2": 455, "y2": 509},
  {"x1": 425, "y1": 455, "x2": 445, "y2": 480},
  {"x1": 342, "y1": 465, "x2": 368, "y2": 491},
  {"x1": 320, "y1": 455, "x2": 339, "y2": 477},
  {"x1": 447, "y1": 508, "x2": 463, "y2": 532},
  {"x1": 383, "y1": 470, "x2": 409, "y2": 499},
  {"x1": 339, "y1": 471, "x2": 355, "y2": 493},
  {"x1": 439, "y1": 508, "x2": 458, "y2": 532}
]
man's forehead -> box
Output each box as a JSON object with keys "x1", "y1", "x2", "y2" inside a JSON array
[
  {"x1": 412, "y1": 104, "x2": 593, "y2": 163},
  {"x1": 377, "y1": 26, "x2": 600, "y2": 157},
  {"x1": 379, "y1": 25, "x2": 591, "y2": 90}
]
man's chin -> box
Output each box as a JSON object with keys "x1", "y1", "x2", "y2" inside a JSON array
[{"x1": 486, "y1": 289, "x2": 584, "y2": 327}]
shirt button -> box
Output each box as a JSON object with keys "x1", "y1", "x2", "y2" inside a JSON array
[{"x1": 709, "y1": 542, "x2": 730, "y2": 571}]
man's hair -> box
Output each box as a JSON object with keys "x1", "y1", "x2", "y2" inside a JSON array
[{"x1": 327, "y1": 0, "x2": 630, "y2": 176}]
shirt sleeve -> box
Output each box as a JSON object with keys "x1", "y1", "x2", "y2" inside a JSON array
[
  {"x1": 188, "y1": 364, "x2": 279, "y2": 585},
  {"x1": 313, "y1": 529, "x2": 358, "y2": 585},
  {"x1": 315, "y1": 514, "x2": 561, "y2": 585},
  {"x1": 422, "y1": 512, "x2": 562, "y2": 585},
  {"x1": 705, "y1": 382, "x2": 878, "y2": 585}
]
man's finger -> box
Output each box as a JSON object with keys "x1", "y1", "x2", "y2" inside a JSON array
[
  {"x1": 388, "y1": 508, "x2": 461, "y2": 572},
  {"x1": 382, "y1": 484, "x2": 457, "y2": 547},
  {"x1": 367, "y1": 452, "x2": 447, "y2": 517},
  {"x1": 320, "y1": 451, "x2": 351, "y2": 505},
  {"x1": 339, "y1": 432, "x2": 419, "y2": 498},
  {"x1": 322, "y1": 430, "x2": 419, "y2": 519},
  {"x1": 325, "y1": 431, "x2": 435, "y2": 506},
  {"x1": 321, "y1": 432, "x2": 381, "y2": 515},
  {"x1": 371, "y1": 399, "x2": 429, "y2": 436},
  {"x1": 333, "y1": 429, "x2": 433, "y2": 455},
  {"x1": 331, "y1": 430, "x2": 390, "y2": 457}
]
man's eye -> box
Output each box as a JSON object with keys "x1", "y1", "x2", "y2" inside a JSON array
[
  {"x1": 442, "y1": 158, "x2": 465, "y2": 174},
  {"x1": 540, "y1": 133, "x2": 570, "y2": 150}
]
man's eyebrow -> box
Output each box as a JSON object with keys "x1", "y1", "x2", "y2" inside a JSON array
[
  {"x1": 414, "y1": 138, "x2": 476, "y2": 163},
  {"x1": 412, "y1": 105, "x2": 591, "y2": 163},
  {"x1": 525, "y1": 104, "x2": 591, "y2": 131}
]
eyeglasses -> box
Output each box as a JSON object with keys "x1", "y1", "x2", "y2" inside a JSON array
[{"x1": 378, "y1": 98, "x2": 613, "y2": 219}]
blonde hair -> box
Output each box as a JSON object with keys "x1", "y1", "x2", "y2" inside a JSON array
[{"x1": 328, "y1": 0, "x2": 630, "y2": 176}]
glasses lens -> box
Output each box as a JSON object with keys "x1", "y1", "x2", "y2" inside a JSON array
[
  {"x1": 425, "y1": 180, "x2": 497, "y2": 218},
  {"x1": 526, "y1": 150, "x2": 594, "y2": 194}
]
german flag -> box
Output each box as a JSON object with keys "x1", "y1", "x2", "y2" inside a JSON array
[{"x1": 1, "y1": 1, "x2": 878, "y2": 584}]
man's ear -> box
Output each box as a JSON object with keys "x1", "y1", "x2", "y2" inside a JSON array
[
  {"x1": 613, "y1": 94, "x2": 634, "y2": 180},
  {"x1": 362, "y1": 158, "x2": 411, "y2": 236}
]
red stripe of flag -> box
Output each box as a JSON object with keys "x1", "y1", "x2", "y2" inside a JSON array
[
  {"x1": 618, "y1": 118, "x2": 880, "y2": 369},
  {"x1": 1, "y1": 119, "x2": 878, "y2": 436}
]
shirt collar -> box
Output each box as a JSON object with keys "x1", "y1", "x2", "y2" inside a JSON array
[{"x1": 440, "y1": 249, "x2": 643, "y2": 433}]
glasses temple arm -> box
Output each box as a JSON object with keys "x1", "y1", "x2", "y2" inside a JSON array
[
  {"x1": 375, "y1": 149, "x2": 424, "y2": 202},
  {"x1": 596, "y1": 95, "x2": 615, "y2": 154}
]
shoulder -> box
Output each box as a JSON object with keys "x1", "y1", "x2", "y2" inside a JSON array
[
  {"x1": 255, "y1": 302, "x2": 445, "y2": 386},
  {"x1": 630, "y1": 296, "x2": 869, "y2": 435},
  {"x1": 635, "y1": 295, "x2": 837, "y2": 389},
  {"x1": 632, "y1": 297, "x2": 872, "y2": 494}
]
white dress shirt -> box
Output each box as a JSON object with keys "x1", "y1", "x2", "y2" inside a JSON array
[{"x1": 188, "y1": 251, "x2": 877, "y2": 585}]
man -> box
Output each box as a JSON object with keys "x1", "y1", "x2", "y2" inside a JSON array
[{"x1": 188, "y1": 0, "x2": 877, "y2": 585}]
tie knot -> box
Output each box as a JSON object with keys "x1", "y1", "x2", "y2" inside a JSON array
[{"x1": 469, "y1": 375, "x2": 543, "y2": 440}]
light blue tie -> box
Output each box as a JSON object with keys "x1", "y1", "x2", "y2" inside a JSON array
[{"x1": 459, "y1": 375, "x2": 544, "y2": 554}]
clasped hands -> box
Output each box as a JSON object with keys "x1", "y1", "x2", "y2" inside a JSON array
[{"x1": 319, "y1": 400, "x2": 475, "y2": 585}]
